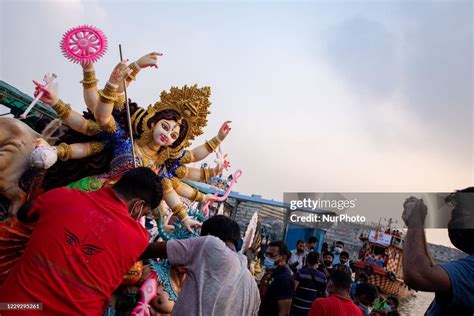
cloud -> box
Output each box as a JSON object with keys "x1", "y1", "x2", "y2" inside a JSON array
[{"x1": 322, "y1": 16, "x2": 401, "y2": 100}]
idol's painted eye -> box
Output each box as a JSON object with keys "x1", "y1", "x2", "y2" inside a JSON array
[
  {"x1": 162, "y1": 123, "x2": 169, "y2": 131},
  {"x1": 65, "y1": 229, "x2": 80, "y2": 247},
  {"x1": 81, "y1": 244, "x2": 104, "y2": 256},
  {"x1": 170, "y1": 133, "x2": 178, "y2": 140}
]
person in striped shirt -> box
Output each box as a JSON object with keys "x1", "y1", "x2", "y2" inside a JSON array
[{"x1": 291, "y1": 252, "x2": 328, "y2": 315}]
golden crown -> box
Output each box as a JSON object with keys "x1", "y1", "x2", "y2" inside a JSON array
[{"x1": 141, "y1": 84, "x2": 211, "y2": 158}]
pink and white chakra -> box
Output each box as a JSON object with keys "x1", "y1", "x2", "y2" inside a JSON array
[{"x1": 60, "y1": 25, "x2": 108, "y2": 64}]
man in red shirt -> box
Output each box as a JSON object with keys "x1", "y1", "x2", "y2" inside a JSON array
[
  {"x1": 0, "y1": 167, "x2": 162, "y2": 315},
  {"x1": 309, "y1": 270, "x2": 363, "y2": 316}
]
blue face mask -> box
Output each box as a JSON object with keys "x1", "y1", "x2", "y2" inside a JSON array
[
  {"x1": 334, "y1": 247, "x2": 342, "y2": 254},
  {"x1": 264, "y1": 257, "x2": 277, "y2": 270}
]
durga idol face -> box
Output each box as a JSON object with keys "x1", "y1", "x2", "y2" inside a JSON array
[{"x1": 152, "y1": 119, "x2": 180, "y2": 147}]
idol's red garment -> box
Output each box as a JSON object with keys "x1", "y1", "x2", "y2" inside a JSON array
[
  {"x1": 0, "y1": 187, "x2": 149, "y2": 315},
  {"x1": 309, "y1": 294, "x2": 364, "y2": 316}
]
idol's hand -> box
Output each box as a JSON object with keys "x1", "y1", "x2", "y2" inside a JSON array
[
  {"x1": 163, "y1": 224, "x2": 175, "y2": 234},
  {"x1": 217, "y1": 121, "x2": 232, "y2": 141},
  {"x1": 203, "y1": 194, "x2": 219, "y2": 204},
  {"x1": 402, "y1": 197, "x2": 428, "y2": 228},
  {"x1": 109, "y1": 60, "x2": 132, "y2": 85},
  {"x1": 33, "y1": 80, "x2": 58, "y2": 106},
  {"x1": 136, "y1": 52, "x2": 162, "y2": 69},
  {"x1": 81, "y1": 62, "x2": 94, "y2": 71},
  {"x1": 181, "y1": 216, "x2": 202, "y2": 234}
]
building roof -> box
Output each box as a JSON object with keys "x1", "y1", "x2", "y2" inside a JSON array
[{"x1": 184, "y1": 179, "x2": 335, "y2": 215}]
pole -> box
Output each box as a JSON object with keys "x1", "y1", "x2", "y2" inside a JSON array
[{"x1": 119, "y1": 44, "x2": 137, "y2": 167}]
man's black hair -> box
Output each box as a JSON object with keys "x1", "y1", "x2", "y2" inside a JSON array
[
  {"x1": 330, "y1": 269, "x2": 352, "y2": 289},
  {"x1": 296, "y1": 240, "x2": 305, "y2": 246},
  {"x1": 201, "y1": 215, "x2": 241, "y2": 248},
  {"x1": 306, "y1": 251, "x2": 320, "y2": 266},
  {"x1": 340, "y1": 251, "x2": 349, "y2": 259},
  {"x1": 355, "y1": 282, "x2": 378, "y2": 302},
  {"x1": 358, "y1": 273, "x2": 369, "y2": 282},
  {"x1": 336, "y1": 240, "x2": 344, "y2": 247},
  {"x1": 323, "y1": 251, "x2": 334, "y2": 259},
  {"x1": 112, "y1": 167, "x2": 162, "y2": 209},
  {"x1": 308, "y1": 236, "x2": 318, "y2": 244},
  {"x1": 446, "y1": 187, "x2": 474, "y2": 254},
  {"x1": 268, "y1": 240, "x2": 290, "y2": 262}
]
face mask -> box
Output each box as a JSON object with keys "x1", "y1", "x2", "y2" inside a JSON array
[
  {"x1": 131, "y1": 201, "x2": 145, "y2": 221},
  {"x1": 359, "y1": 303, "x2": 373, "y2": 314},
  {"x1": 334, "y1": 247, "x2": 342, "y2": 254},
  {"x1": 264, "y1": 257, "x2": 277, "y2": 270},
  {"x1": 384, "y1": 305, "x2": 393, "y2": 312}
]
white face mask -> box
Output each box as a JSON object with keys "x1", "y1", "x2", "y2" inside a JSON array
[
  {"x1": 130, "y1": 201, "x2": 145, "y2": 221},
  {"x1": 359, "y1": 303, "x2": 373, "y2": 314}
]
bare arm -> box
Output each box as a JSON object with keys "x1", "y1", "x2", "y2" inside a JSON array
[
  {"x1": 80, "y1": 63, "x2": 99, "y2": 113},
  {"x1": 294, "y1": 280, "x2": 300, "y2": 291},
  {"x1": 94, "y1": 61, "x2": 129, "y2": 126},
  {"x1": 403, "y1": 227, "x2": 451, "y2": 292},
  {"x1": 402, "y1": 198, "x2": 451, "y2": 293},
  {"x1": 277, "y1": 299, "x2": 292, "y2": 316},
  {"x1": 33, "y1": 84, "x2": 101, "y2": 136},
  {"x1": 161, "y1": 180, "x2": 202, "y2": 232},
  {"x1": 139, "y1": 241, "x2": 168, "y2": 260}
]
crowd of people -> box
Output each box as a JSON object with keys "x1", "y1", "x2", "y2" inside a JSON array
[
  {"x1": 1, "y1": 162, "x2": 473, "y2": 316},
  {"x1": 259, "y1": 237, "x2": 400, "y2": 316}
]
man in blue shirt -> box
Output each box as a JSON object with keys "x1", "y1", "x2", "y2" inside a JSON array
[
  {"x1": 259, "y1": 240, "x2": 294, "y2": 316},
  {"x1": 402, "y1": 188, "x2": 474, "y2": 315}
]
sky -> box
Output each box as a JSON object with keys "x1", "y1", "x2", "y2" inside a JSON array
[{"x1": 1, "y1": 0, "x2": 472, "y2": 247}]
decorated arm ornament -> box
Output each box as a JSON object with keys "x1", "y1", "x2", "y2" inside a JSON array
[
  {"x1": 81, "y1": 67, "x2": 99, "y2": 89},
  {"x1": 202, "y1": 169, "x2": 242, "y2": 217},
  {"x1": 30, "y1": 140, "x2": 104, "y2": 169},
  {"x1": 175, "y1": 182, "x2": 205, "y2": 203},
  {"x1": 95, "y1": 61, "x2": 130, "y2": 129},
  {"x1": 80, "y1": 65, "x2": 100, "y2": 114},
  {"x1": 161, "y1": 182, "x2": 202, "y2": 232}
]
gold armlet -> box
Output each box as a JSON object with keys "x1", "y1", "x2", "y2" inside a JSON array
[
  {"x1": 56, "y1": 143, "x2": 72, "y2": 161},
  {"x1": 80, "y1": 70, "x2": 98, "y2": 89},
  {"x1": 175, "y1": 166, "x2": 188, "y2": 179},
  {"x1": 201, "y1": 167, "x2": 213, "y2": 182},
  {"x1": 161, "y1": 178, "x2": 173, "y2": 194},
  {"x1": 100, "y1": 117, "x2": 117, "y2": 133},
  {"x1": 172, "y1": 204, "x2": 188, "y2": 221},
  {"x1": 205, "y1": 136, "x2": 221, "y2": 153},
  {"x1": 85, "y1": 120, "x2": 101, "y2": 136},
  {"x1": 126, "y1": 62, "x2": 141, "y2": 82},
  {"x1": 52, "y1": 99, "x2": 72, "y2": 121},
  {"x1": 208, "y1": 168, "x2": 216, "y2": 178},
  {"x1": 114, "y1": 93, "x2": 126, "y2": 111},
  {"x1": 88, "y1": 141, "x2": 104, "y2": 155},
  {"x1": 171, "y1": 177, "x2": 182, "y2": 190},
  {"x1": 179, "y1": 150, "x2": 193, "y2": 164},
  {"x1": 190, "y1": 190, "x2": 205, "y2": 202},
  {"x1": 98, "y1": 82, "x2": 118, "y2": 104}
]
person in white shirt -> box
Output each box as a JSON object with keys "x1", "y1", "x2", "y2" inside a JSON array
[{"x1": 289, "y1": 240, "x2": 307, "y2": 272}]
